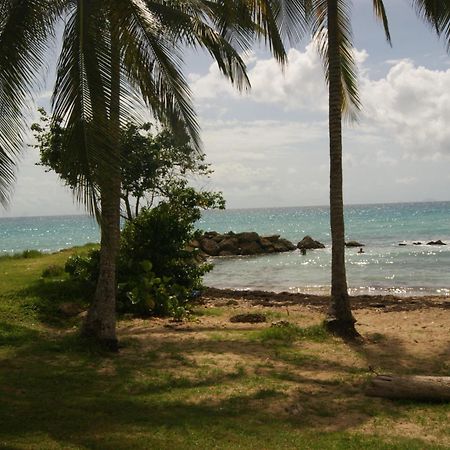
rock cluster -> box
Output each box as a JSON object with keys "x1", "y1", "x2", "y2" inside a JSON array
[
  {"x1": 193, "y1": 231, "x2": 296, "y2": 257},
  {"x1": 297, "y1": 235, "x2": 325, "y2": 250},
  {"x1": 345, "y1": 240, "x2": 364, "y2": 247},
  {"x1": 427, "y1": 240, "x2": 446, "y2": 245}
]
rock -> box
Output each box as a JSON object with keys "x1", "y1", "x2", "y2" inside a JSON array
[
  {"x1": 218, "y1": 237, "x2": 240, "y2": 253},
  {"x1": 191, "y1": 231, "x2": 296, "y2": 256},
  {"x1": 297, "y1": 235, "x2": 325, "y2": 250},
  {"x1": 203, "y1": 231, "x2": 218, "y2": 238},
  {"x1": 274, "y1": 238, "x2": 296, "y2": 252},
  {"x1": 426, "y1": 240, "x2": 446, "y2": 245},
  {"x1": 345, "y1": 240, "x2": 364, "y2": 247},
  {"x1": 240, "y1": 241, "x2": 263, "y2": 255},
  {"x1": 259, "y1": 238, "x2": 276, "y2": 252},
  {"x1": 218, "y1": 250, "x2": 235, "y2": 257},
  {"x1": 200, "y1": 238, "x2": 219, "y2": 256},
  {"x1": 398, "y1": 243, "x2": 407, "y2": 246},
  {"x1": 230, "y1": 313, "x2": 266, "y2": 323},
  {"x1": 262, "y1": 235, "x2": 281, "y2": 242},
  {"x1": 413, "y1": 242, "x2": 422, "y2": 245},
  {"x1": 236, "y1": 231, "x2": 260, "y2": 242}
]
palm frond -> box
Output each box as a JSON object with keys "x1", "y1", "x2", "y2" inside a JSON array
[
  {"x1": 52, "y1": 1, "x2": 112, "y2": 215},
  {"x1": 116, "y1": 0, "x2": 202, "y2": 149},
  {"x1": 310, "y1": 0, "x2": 360, "y2": 121},
  {"x1": 411, "y1": 0, "x2": 450, "y2": 50},
  {"x1": 373, "y1": 0, "x2": 391, "y2": 45},
  {"x1": 0, "y1": 0, "x2": 63, "y2": 205}
]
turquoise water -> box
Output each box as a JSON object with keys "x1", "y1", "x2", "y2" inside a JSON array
[{"x1": 1, "y1": 202, "x2": 449, "y2": 296}]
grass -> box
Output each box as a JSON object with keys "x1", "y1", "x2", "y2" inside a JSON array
[
  {"x1": 0, "y1": 246, "x2": 449, "y2": 449},
  {"x1": 251, "y1": 322, "x2": 329, "y2": 344}
]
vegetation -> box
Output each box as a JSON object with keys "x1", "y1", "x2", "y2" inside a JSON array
[
  {"x1": 66, "y1": 188, "x2": 223, "y2": 318},
  {"x1": 0, "y1": 1, "x2": 291, "y2": 349},
  {"x1": 0, "y1": 250, "x2": 449, "y2": 449},
  {"x1": 33, "y1": 111, "x2": 216, "y2": 221}
]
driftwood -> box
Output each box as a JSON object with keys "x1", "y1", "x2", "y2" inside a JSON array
[{"x1": 366, "y1": 375, "x2": 450, "y2": 401}]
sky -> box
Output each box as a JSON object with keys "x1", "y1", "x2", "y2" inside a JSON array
[{"x1": 2, "y1": 0, "x2": 450, "y2": 217}]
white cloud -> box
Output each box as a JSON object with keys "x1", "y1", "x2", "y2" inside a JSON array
[{"x1": 360, "y1": 60, "x2": 450, "y2": 158}]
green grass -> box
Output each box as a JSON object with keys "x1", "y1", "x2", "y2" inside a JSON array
[
  {"x1": 250, "y1": 322, "x2": 329, "y2": 344},
  {"x1": 0, "y1": 247, "x2": 449, "y2": 449}
]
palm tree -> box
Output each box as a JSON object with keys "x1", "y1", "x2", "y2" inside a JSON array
[
  {"x1": 303, "y1": 0, "x2": 450, "y2": 337},
  {"x1": 1, "y1": 0, "x2": 295, "y2": 349}
]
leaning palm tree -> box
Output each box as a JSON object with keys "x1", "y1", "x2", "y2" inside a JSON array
[
  {"x1": 303, "y1": 0, "x2": 450, "y2": 337},
  {"x1": 1, "y1": 0, "x2": 301, "y2": 349}
]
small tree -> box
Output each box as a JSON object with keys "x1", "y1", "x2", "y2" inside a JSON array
[{"x1": 32, "y1": 109, "x2": 215, "y2": 220}]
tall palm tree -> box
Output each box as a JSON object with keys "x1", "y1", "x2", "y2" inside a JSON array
[
  {"x1": 303, "y1": 0, "x2": 450, "y2": 337},
  {"x1": 1, "y1": 0, "x2": 300, "y2": 349}
]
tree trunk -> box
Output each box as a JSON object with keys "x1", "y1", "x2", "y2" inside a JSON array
[
  {"x1": 366, "y1": 375, "x2": 450, "y2": 401},
  {"x1": 82, "y1": 178, "x2": 121, "y2": 350},
  {"x1": 81, "y1": 19, "x2": 121, "y2": 351},
  {"x1": 325, "y1": 0, "x2": 358, "y2": 338},
  {"x1": 123, "y1": 192, "x2": 133, "y2": 221}
]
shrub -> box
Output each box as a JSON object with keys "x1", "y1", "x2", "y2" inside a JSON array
[
  {"x1": 65, "y1": 188, "x2": 221, "y2": 318},
  {"x1": 117, "y1": 199, "x2": 213, "y2": 318},
  {"x1": 42, "y1": 264, "x2": 65, "y2": 278},
  {"x1": 65, "y1": 250, "x2": 100, "y2": 288},
  {"x1": 21, "y1": 249, "x2": 43, "y2": 259}
]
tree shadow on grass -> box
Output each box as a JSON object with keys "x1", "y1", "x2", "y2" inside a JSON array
[
  {"x1": 17, "y1": 278, "x2": 90, "y2": 328},
  {"x1": 1, "y1": 319, "x2": 449, "y2": 449},
  {"x1": 0, "y1": 321, "x2": 41, "y2": 347}
]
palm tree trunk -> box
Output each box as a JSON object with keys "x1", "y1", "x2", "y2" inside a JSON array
[
  {"x1": 81, "y1": 21, "x2": 121, "y2": 351},
  {"x1": 325, "y1": 0, "x2": 358, "y2": 338}
]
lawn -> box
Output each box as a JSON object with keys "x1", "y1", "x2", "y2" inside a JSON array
[{"x1": 0, "y1": 247, "x2": 449, "y2": 449}]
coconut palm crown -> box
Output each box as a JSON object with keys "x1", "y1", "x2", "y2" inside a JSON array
[
  {"x1": 0, "y1": 0, "x2": 309, "y2": 347},
  {"x1": 302, "y1": 0, "x2": 450, "y2": 337}
]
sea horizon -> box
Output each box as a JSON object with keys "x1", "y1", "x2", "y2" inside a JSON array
[
  {"x1": 1, "y1": 201, "x2": 449, "y2": 297},
  {"x1": 2, "y1": 198, "x2": 450, "y2": 220}
]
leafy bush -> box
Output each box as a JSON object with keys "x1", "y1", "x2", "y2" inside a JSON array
[
  {"x1": 21, "y1": 250, "x2": 43, "y2": 259},
  {"x1": 117, "y1": 199, "x2": 212, "y2": 318},
  {"x1": 42, "y1": 264, "x2": 65, "y2": 278},
  {"x1": 65, "y1": 188, "x2": 222, "y2": 318},
  {"x1": 65, "y1": 250, "x2": 100, "y2": 286}
]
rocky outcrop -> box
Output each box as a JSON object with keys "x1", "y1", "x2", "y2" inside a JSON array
[
  {"x1": 193, "y1": 231, "x2": 295, "y2": 256},
  {"x1": 345, "y1": 240, "x2": 365, "y2": 247},
  {"x1": 427, "y1": 240, "x2": 446, "y2": 245},
  {"x1": 297, "y1": 235, "x2": 325, "y2": 250}
]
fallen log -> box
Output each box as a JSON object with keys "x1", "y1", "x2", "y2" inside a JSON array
[{"x1": 366, "y1": 375, "x2": 450, "y2": 401}]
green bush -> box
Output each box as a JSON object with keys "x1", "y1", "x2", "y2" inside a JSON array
[
  {"x1": 64, "y1": 188, "x2": 221, "y2": 318},
  {"x1": 21, "y1": 249, "x2": 43, "y2": 259},
  {"x1": 117, "y1": 199, "x2": 212, "y2": 318},
  {"x1": 64, "y1": 250, "x2": 100, "y2": 290},
  {"x1": 42, "y1": 264, "x2": 65, "y2": 278}
]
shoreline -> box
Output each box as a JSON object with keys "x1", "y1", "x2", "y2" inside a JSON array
[{"x1": 203, "y1": 287, "x2": 450, "y2": 312}]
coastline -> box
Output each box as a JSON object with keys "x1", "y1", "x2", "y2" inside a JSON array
[{"x1": 203, "y1": 287, "x2": 450, "y2": 312}]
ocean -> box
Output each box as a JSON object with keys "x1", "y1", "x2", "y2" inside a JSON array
[{"x1": 1, "y1": 202, "x2": 449, "y2": 296}]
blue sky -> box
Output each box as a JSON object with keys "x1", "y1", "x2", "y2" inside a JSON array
[{"x1": 2, "y1": 0, "x2": 450, "y2": 217}]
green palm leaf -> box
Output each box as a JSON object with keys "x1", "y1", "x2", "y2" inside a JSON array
[{"x1": 0, "y1": 0, "x2": 63, "y2": 205}]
